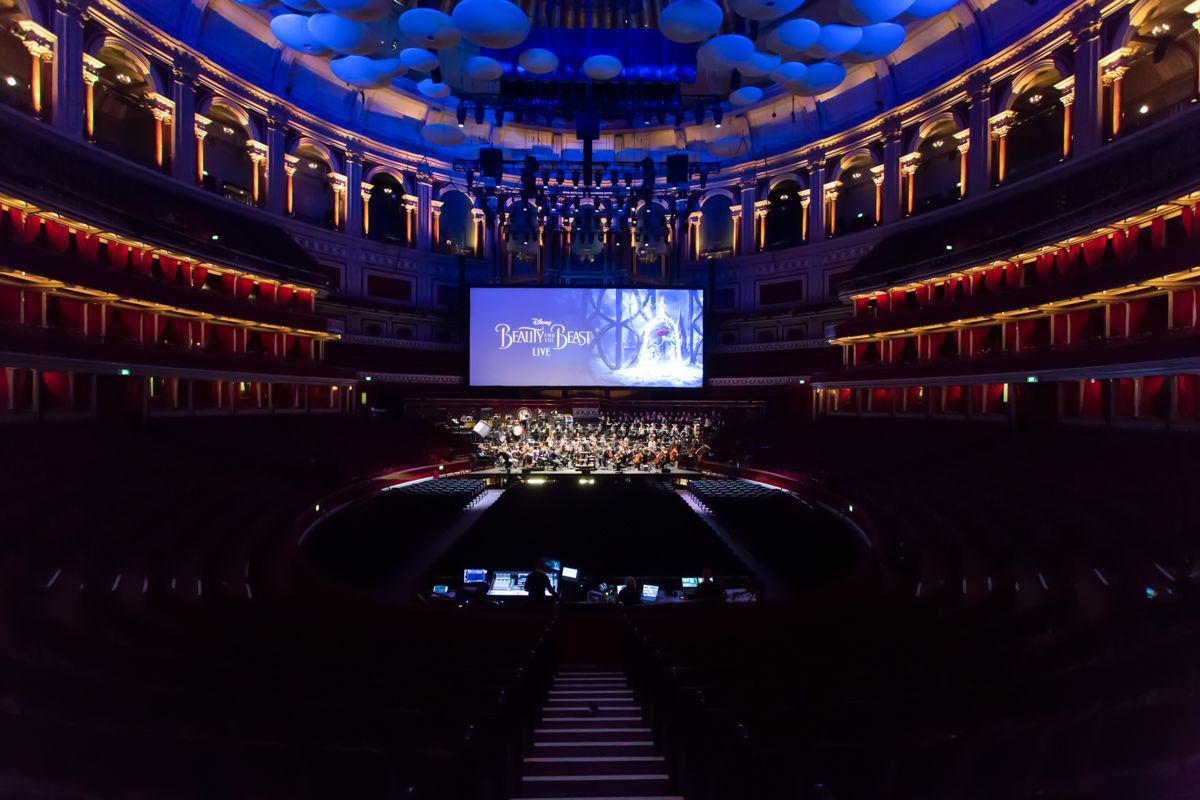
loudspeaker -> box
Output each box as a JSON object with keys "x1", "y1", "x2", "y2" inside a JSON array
[
  {"x1": 480, "y1": 148, "x2": 504, "y2": 181},
  {"x1": 576, "y1": 110, "x2": 600, "y2": 141},
  {"x1": 666, "y1": 153, "x2": 689, "y2": 185}
]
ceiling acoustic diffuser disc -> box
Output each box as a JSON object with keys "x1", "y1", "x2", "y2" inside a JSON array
[
  {"x1": 850, "y1": 23, "x2": 905, "y2": 58},
  {"x1": 451, "y1": 0, "x2": 531, "y2": 49},
  {"x1": 658, "y1": 0, "x2": 724, "y2": 43},
  {"x1": 793, "y1": 60, "x2": 847, "y2": 94},
  {"x1": 697, "y1": 34, "x2": 755, "y2": 70},
  {"x1": 307, "y1": 14, "x2": 385, "y2": 55},
  {"x1": 838, "y1": 0, "x2": 915, "y2": 24},
  {"x1": 280, "y1": 0, "x2": 323, "y2": 11},
  {"x1": 465, "y1": 55, "x2": 504, "y2": 80},
  {"x1": 422, "y1": 123, "x2": 466, "y2": 146},
  {"x1": 417, "y1": 78, "x2": 452, "y2": 98},
  {"x1": 771, "y1": 60, "x2": 808, "y2": 92},
  {"x1": 737, "y1": 50, "x2": 782, "y2": 77},
  {"x1": 518, "y1": 48, "x2": 558, "y2": 74},
  {"x1": 270, "y1": 14, "x2": 332, "y2": 55},
  {"x1": 730, "y1": 86, "x2": 764, "y2": 106},
  {"x1": 316, "y1": 0, "x2": 393, "y2": 21},
  {"x1": 730, "y1": 0, "x2": 804, "y2": 21},
  {"x1": 583, "y1": 54, "x2": 623, "y2": 80},
  {"x1": 400, "y1": 47, "x2": 439, "y2": 72},
  {"x1": 807, "y1": 23, "x2": 863, "y2": 58},
  {"x1": 331, "y1": 55, "x2": 401, "y2": 88},
  {"x1": 766, "y1": 18, "x2": 820, "y2": 56},
  {"x1": 398, "y1": 8, "x2": 460, "y2": 49}
]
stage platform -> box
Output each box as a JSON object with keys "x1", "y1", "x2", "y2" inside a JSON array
[{"x1": 471, "y1": 466, "x2": 706, "y2": 478}]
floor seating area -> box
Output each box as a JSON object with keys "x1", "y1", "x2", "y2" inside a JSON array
[
  {"x1": 430, "y1": 480, "x2": 748, "y2": 581},
  {"x1": 688, "y1": 480, "x2": 864, "y2": 587}
]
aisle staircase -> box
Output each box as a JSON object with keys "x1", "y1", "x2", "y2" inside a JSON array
[{"x1": 513, "y1": 668, "x2": 682, "y2": 800}]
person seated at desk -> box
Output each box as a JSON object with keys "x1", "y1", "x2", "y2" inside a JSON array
[
  {"x1": 693, "y1": 568, "x2": 724, "y2": 602},
  {"x1": 524, "y1": 565, "x2": 557, "y2": 605},
  {"x1": 617, "y1": 576, "x2": 642, "y2": 607}
]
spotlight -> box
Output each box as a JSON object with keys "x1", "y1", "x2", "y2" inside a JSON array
[
  {"x1": 456, "y1": 106, "x2": 467, "y2": 127},
  {"x1": 714, "y1": 108, "x2": 723, "y2": 128},
  {"x1": 556, "y1": 169, "x2": 565, "y2": 185},
  {"x1": 572, "y1": 170, "x2": 580, "y2": 186}
]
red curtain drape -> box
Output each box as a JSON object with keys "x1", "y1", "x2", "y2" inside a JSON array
[
  {"x1": 1173, "y1": 288, "x2": 1198, "y2": 328},
  {"x1": 1056, "y1": 244, "x2": 1080, "y2": 275},
  {"x1": 1182, "y1": 204, "x2": 1200, "y2": 238},
  {"x1": 277, "y1": 285, "x2": 294, "y2": 307},
  {"x1": 984, "y1": 267, "x2": 1002, "y2": 291},
  {"x1": 1068, "y1": 310, "x2": 1092, "y2": 342},
  {"x1": 1151, "y1": 216, "x2": 1166, "y2": 250},
  {"x1": 8, "y1": 208, "x2": 41, "y2": 244},
  {"x1": 77, "y1": 233, "x2": 102, "y2": 261},
  {"x1": 44, "y1": 220, "x2": 70, "y2": 253},
  {"x1": 1177, "y1": 376, "x2": 1199, "y2": 419},
  {"x1": 875, "y1": 292, "x2": 891, "y2": 312},
  {"x1": 1082, "y1": 234, "x2": 1108, "y2": 267},
  {"x1": 1112, "y1": 226, "x2": 1139, "y2": 260},
  {"x1": 852, "y1": 342, "x2": 868, "y2": 364},
  {"x1": 1005, "y1": 261, "x2": 1021, "y2": 287},
  {"x1": 924, "y1": 332, "x2": 947, "y2": 359},
  {"x1": 221, "y1": 273, "x2": 237, "y2": 294},
  {"x1": 130, "y1": 248, "x2": 154, "y2": 277},
  {"x1": 236, "y1": 276, "x2": 255, "y2": 298},
  {"x1": 159, "y1": 256, "x2": 180, "y2": 282},
  {"x1": 107, "y1": 242, "x2": 130, "y2": 270},
  {"x1": 1052, "y1": 314, "x2": 1069, "y2": 346},
  {"x1": 914, "y1": 284, "x2": 930, "y2": 304},
  {"x1": 1036, "y1": 252, "x2": 1056, "y2": 280},
  {"x1": 23, "y1": 290, "x2": 42, "y2": 325},
  {"x1": 1126, "y1": 299, "x2": 1148, "y2": 336},
  {"x1": 854, "y1": 296, "x2": 869, "y2": 317},
  {"x1": 890, "y1": 288, "x2": 906, "y2": 309},
  {"x1": 191, "y1": 264, "x2": 208, "y2": 288},
  {"x1": 57, "y1": 298, "x2": 86, "y2": 333},
  {"x1": 215, "y1": 325, "x2": 238, "y2": 352},
  {"x1": 297, "y1": 290, "x2": 315, "y2": 312},
  {"x1": 258, "y1": 282, "x2": 277, "y2": 304}
]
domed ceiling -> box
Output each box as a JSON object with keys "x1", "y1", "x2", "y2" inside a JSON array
[{"x1": 129, "y1": 0, "x2": 1070, "y2": 158}]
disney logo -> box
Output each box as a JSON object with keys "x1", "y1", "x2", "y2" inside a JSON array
[{"x1": 531, "y1": 317, "x2": 552, "y2": 326}]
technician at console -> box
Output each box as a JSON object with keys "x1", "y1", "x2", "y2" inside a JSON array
[{"x1": 524, "y1": 565, "x2": 557, "y2": 605}]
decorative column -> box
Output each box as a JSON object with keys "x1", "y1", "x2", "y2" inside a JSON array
[
  {"x1": 82, "y1": 53, "x2": 102, "y2": 140},
  {"x1": 247, "y1": 140, "x2": 268, "y2": 206},
  {"x1": 823, "y1": 181, "x2": 841, "y2": 237},
  {"x1": 430, "y1": 199, "x2": 443, "y2": 251},
  {"x1": 729, "y1": 204, "x2": 742, "y2": 255},
  {"x1": 900, "y1": 153, "x2": 920, "y2": 215},
  {"x1": 416, "y1": 174, "x2": 434, "y2": 250},
  {"x1": 953, "y1": 130, "x2": 970, "y2": 196},
  {"x1": 1100, "y1": 49, "x2": 1131, "y2": 138},
  {"x1": 797, "y1": 191, "x2": 810, "y2": 243},
  {"x1": 328, "y1": 172, "x2": 348, "y2": 230},
  {"x1": 404, "y1": 198, "x2": 418, "y2": 246},
  {"x1": 193, "y1": 114, "x2": 211, "y2": 184},
  {"x1": 870, "y1": 165, "x2": 885, "y2": 223},
  {"x1": 170, "y1": 63, "x2": 198, "y2": 184},
  {"x1": 807, "y1": 153, "x2": 825, "y2": 242},
  {"x1": 265, "y1": 112, "x2": 288, "y2": 215},
  {"x1": 361, "y1": 186, "x2": 373, "y2": 237},
  {"x1": 754, "y1": 198, "x2": 770, "y2": 249},
  {"x1": 284, "y1": 154, "x2": 299, "y2": 215},
  {"x1": 50, "y1": 0, "x2": 85, "y2": 136},
  {"x1": 344, "y1": 152, "x2": 363, "y2": 237},
  {"x1": 966, "y1": 75, "x2": 992, "y2": 195},
  {"x1": 881, "y1": 117, "x2": 903, "y2": 223},
  {"x1": 1055, "y1": 76, "x2": 1075, "y2": 158},
  {"x1": 16, "y1": 20, "x2": 55, "y2": 120},
  {"x1": 149, "y1": 94, "x2": 174, "y2": 171},
  {"x1": 738, "y1": 181, "x2": 756, "y2": 255},
  {"x1": 472, "y1": 207, "x2": 486, "y2": 259},
  {"x1": 688, "y1": 211, "x2": 702, "y2": 260},
  {"x1": 1192, "y1": 1, "x2": 1200, "y2": 96},
  {"x1": 989, "y1": 111, "x2": 1016, "y2": 185},
  {"x1": 1071, "y1": 7, "x2": 1104, "y2": 155}
]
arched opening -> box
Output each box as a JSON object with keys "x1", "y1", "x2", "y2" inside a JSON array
[
  {"x1": 437, "y1": 190, "x2": 475, "y2": 255},
  {"x1": 0, "y1": 6, "x2": 35, "y2": 117},
  {"x1": 833, "y1": 156, "x2": 878, "y2": 236},
  {"x1": 1002, "y1": 72, "x2": 1065, "y2": 184},
  {"x1": 699, "y1": 195, "x2": 734, "y2": 258},
  {"x1": 913, "y1": 122, "x2": 963, "y2": 214},
  {"x1": 91, "y1": 41, "x2": 159, "y2": 169},
  {"x1": 1116, "y1": 0, "x2": 1198, "y2": 136},
  {"x1": 764, "y1": 179, "x2": 805, "y2": 250},
  {"x1": 368, "y1": 173, "x2": 409, "y2": 246},
  {"x1": 201, "y1": 100, "x2": 256, "y2": 205},
  {"x1": 290, "y1": 141, "x2": 335, "y2": 228}
]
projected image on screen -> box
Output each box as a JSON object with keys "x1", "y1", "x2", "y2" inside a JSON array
[{"x1": 470, "y1": 287, "x2": 704, "y2": 388}]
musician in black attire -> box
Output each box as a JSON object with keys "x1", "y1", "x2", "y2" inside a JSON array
[
  {"x1": 617, "y1": 576, "x2": 642, "y2": 607},
  {"x1": 693, "y1": 568, "x2": 724, "y2": 602}
]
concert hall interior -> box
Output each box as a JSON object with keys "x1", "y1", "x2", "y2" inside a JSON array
[{"x1": 3, "y1": 0, "x2": 1200, "y2": 797}]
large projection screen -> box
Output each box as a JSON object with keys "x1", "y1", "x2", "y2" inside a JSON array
[{"x1": 469, "y1": 287, "x2": 704, "y2": 388}]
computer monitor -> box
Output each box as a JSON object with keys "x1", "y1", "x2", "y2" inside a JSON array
[
  {"x1": 642, "y1": 583, "x2": 660, "y2": 601},
  {"x1": 432, "y1": 584, "x2": 450, "y2": 596},
  {"x1": 543, "y1": 558, "x2": 562, "y2": 573},
  {"x1": 561, "y1": 566, "x2": 579, "y2": 580},
  {"x1": 681, "y1": 577, "x2": 700, "y2": 589},
  {"x1": 463, "y1": 568, "x2": 488, "y2": 584}
]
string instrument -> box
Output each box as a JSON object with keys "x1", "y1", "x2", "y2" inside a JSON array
[
  {"x1": 632, "y1": 451, "x2": 643, "y2": 464},
  {"x1": 669, "y1": 446, "x2": 679, "y2": 463}
]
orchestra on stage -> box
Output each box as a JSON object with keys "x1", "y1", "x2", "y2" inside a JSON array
[{"x1": 471, "y1": 410, "x2": 721, "y2": 472}]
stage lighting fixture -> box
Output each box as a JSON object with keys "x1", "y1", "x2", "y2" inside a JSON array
[
  {"x1": 713, "y1": 108, "x2": 723, "y2": 128},
  {"x1": 474, "y1": 104, "x2": 485, "y2": 125},
  {"x1": 572, "y1": 170, "x2": 581, "y2": 186},
  {"x1": 541, "y1": 171, "x2": 549, "y2": 186},
  {"x1": 675, "y1": 110, "x2": 685, "y2": 128},
  {"x1": 695, "y1": 104, "x2": 704, "y2": 125},
  {"x1": 456, "y1": 106, "x2": 467, "y2": 127},
  {"x1": 556, "y1": 169, "x2": 565, "y2": 185}
]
